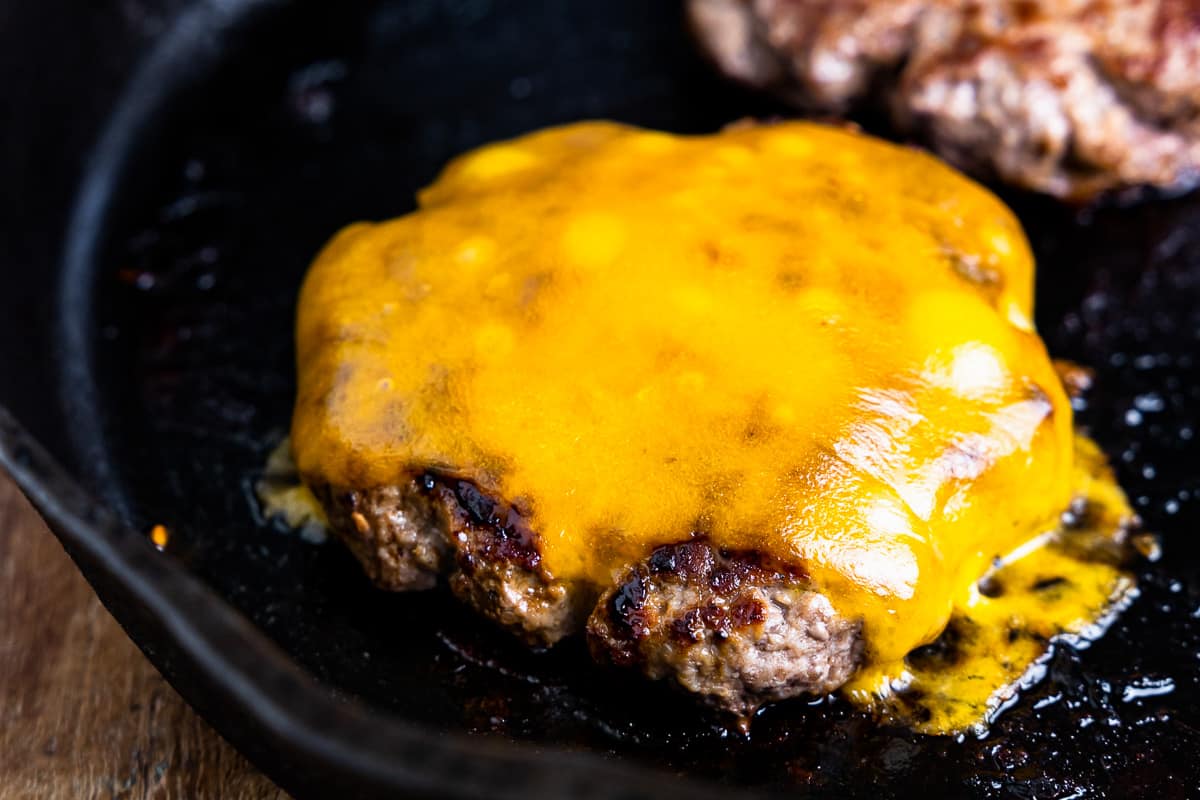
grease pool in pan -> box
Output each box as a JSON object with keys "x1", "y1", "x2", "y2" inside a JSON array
[{"x1": 80, "y1": 1, "x2": 1200, "y2": 796}]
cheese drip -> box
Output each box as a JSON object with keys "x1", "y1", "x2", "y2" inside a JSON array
[
  {"x1": 849, "y1": 435, "x2": 1136, "y2": 734},
  {"x1": 293, "y1": 121, "x2": 1101, "y2": 697}
]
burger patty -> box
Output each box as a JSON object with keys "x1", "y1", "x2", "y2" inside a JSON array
[
  {"x1": 588, "y1": 541, "x2": 862, "y2": 718},
  {"x1": 313, "y1": 476, "x2": 863, "y2": 716},
  {"x1": 688, "y1": 0, "x2": 1200, "y2": 200},
  {"x1": 314, "y1": 478, "x2": 579, "y2": 647}
]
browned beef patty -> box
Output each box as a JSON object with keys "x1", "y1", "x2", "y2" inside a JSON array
[
  {"x1": 689, "y1": 0, "x2": 1200, "y2": 200},
  {"x1": 312, "y1": 478, "x2": 862, "y2": 715}
]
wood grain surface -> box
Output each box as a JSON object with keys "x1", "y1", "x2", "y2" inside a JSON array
[{"x1": 0, "y1": 471, "x2": 289, "y2": 800}]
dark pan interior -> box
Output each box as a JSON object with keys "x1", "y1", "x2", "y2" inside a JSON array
[{"x1": 51, "y1": 0, "x2": 1200, "y2": 796}]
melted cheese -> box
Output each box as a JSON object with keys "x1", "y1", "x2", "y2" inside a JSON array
[
  {"x1": 848, "y1": 435, "x2": 1135, "y2": 734},
  {"x1": 256, "y1": 438, "x2": 328, "y2": 541},
  {"x1": 292, "y1": 121, "x2": 1128, "y2": 728}
]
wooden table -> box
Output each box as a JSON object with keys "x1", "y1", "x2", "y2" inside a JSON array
[{"x1": 0, "y1": 472, "x2": 288, "y2": 799}]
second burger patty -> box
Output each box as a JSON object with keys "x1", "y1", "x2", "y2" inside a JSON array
[
  {"x1": 313, "y1": 475, "x2": 862, "y2": 718},
  {"x1": 688, "y1": 0, "x2": 1200, "y2": 201}
]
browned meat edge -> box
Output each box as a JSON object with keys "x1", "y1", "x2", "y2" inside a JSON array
[
  {"x1": 588, "y1": 540, "x2": 862, "y2": 718},
  {"x1": 313, "y1": 476, "x2": 581, "y2": 647},
  {"x1": 310, "y1": 476, "x2": 863, "y2": 716}
]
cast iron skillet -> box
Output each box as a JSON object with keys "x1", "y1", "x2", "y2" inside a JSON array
[{"x1": 2, "y1": 1, "x2": 1199, "y2": 797}]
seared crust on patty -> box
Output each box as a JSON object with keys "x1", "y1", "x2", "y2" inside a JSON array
[
  {"x1": 431, "y1": 479, "x2": 582, "y2": 646},
  {"x1": 313, "y1": 483, "x2": 863, "y2": 715},
  {"x1": 315, "y1": 476, "x2": 581, "y2": 646},
  {"x1": 689, "y1": 0, "x2": 1200, "y2": 200},
  {"x1": 587, "y1": 541, "x2": 863, "y2": 718}
]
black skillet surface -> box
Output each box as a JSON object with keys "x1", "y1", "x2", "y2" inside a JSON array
[{"x1": 3, "y1": 1, "x2": 1200, "y2": 797}]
